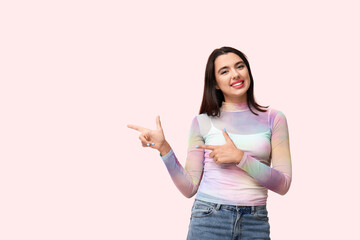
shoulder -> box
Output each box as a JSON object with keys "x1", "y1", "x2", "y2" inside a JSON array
[
  {"x1": 189, "y1": 113, "x2": 212, "y2": 135},
  {"x1": 190, "y1": 113, "x2": 211, "y2": 123},
  {"x1": 266, "y1": 107, "x2": 286, "y2": 120},
  {"x1": 267, "y1": 108, "x2": 289, "y2": 132},
  {"x1": 196, "y1": 113, "x2": 211, "y2": 121}
]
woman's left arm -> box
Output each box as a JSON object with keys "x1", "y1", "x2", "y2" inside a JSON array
[{"x1": 236, "y1": 111, "x2": 292, "y2": 195}]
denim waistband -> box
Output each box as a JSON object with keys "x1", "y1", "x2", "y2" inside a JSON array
[{"x1": 194, "y1": 198, "x2": 266, "y2": 214}]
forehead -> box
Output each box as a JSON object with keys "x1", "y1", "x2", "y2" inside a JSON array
[{"x1": 214, "y1": 52, "x2": 243, "y2": 69}]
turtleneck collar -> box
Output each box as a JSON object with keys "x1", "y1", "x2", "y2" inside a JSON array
[{"x1": 220, "y1": 101, "x2": 250, "y2": 112}]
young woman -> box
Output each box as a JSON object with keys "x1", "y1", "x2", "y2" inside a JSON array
[{"x1": 128, "y1": 46, "x2": 292, "y2": 239}]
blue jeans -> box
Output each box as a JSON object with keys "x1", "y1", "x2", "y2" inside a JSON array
[{"x1": 187, "y1": 199, "x2": 270, "y2": 240}]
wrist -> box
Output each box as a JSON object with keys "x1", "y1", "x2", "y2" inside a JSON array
[
  {"x1": 236, "y1": 150, "x2": 244, "y2": 164},
  {"x1": 159, "y1": 141, "x2": 171, "y2": 156}
]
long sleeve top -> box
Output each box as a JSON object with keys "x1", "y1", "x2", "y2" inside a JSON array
[{"x1": 161, "y1": 101, "x2": 292, "y2": 206}]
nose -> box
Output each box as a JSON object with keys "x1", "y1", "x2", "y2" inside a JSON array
[{"x1": 230, "y1": 68, "x2": 240, "y2": 80}]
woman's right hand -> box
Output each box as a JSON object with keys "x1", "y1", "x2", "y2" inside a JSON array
[{"x1": 127, "y1": 115, "x2": 171, "y2": 156}]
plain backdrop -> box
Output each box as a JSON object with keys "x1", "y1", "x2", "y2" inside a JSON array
[{"x1": 1, "y1": 0, "x2": 359, "y2": 239}]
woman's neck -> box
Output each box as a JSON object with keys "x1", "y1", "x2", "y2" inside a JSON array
[{"x1": 220, "y1": 101, "x2": 250, "y2": 112}]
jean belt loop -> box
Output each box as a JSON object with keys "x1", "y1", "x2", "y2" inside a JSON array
[
  {"x1": 251, "y1": 206, "x2": 255, "y2": 214},
  {"x1": 215, "y1": 203, "x2": 221, "y2": 210}
]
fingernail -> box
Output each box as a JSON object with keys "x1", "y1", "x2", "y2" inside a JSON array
[
  {"x1": 147, "y1": 143, "x2": 150, "y2": 147},
  {"x1": 151, "y1": 143, "x2": 155, "y2": 146},
  {"x1": 223, "y1": 128, "x2": 227, "y2": 132},
  {"x1": 195, "y1": 145, "x2": 199, "y2": 148}
]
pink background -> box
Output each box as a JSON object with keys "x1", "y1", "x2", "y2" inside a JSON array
[{"x1": 1, "y1": 0, "x2": 359, "y2": 239}]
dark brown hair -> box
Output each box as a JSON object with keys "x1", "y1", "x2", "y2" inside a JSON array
[{"x1": 199, "y1": 46, "x2": 269, "y2": 116}]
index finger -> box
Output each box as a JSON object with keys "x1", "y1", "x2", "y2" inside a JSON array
[
  {"x1": 156, "y1": 115, "x2": 162, "y2": 130},
  {"x1": 196, "y1": 144, "x2": 217, "y2": 150},
  {"x1": 127, "y1": 124, "x2": 145, "y2": 132}
]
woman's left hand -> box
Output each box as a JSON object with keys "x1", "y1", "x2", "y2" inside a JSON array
[{"x1": 196, "y1": 129, "x2": 244, "y2": 165}]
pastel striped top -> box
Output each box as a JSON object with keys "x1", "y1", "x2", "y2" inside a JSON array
[{"x1": 161, "y1": 101, "x2": 292, "y2": 206}]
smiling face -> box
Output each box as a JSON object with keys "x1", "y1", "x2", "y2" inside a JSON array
[{"x1": 214, "y1": 52, "x2": 251, "y2": 103}]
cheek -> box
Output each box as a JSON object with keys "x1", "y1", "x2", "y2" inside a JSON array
[
  {"x1": 242, "y1": 77, "x2": 251, "y2": 91},
  {"x1": 244, "y1": 74, "x2": 250, "y2": 85},
  {"x1": 246, "y1": 79, "x2": 251, "y2": 90},
  {"x1": 216, "y1": 78, "x2": 227, "y2": 88}
]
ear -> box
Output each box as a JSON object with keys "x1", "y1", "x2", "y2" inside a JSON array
[{"x1": 215, "y1": 84, "x2": 220, "y2": 90}]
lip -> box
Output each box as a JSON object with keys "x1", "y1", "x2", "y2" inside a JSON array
[{"x1": 230, "y1": 80, "x2": 244, "y2": 86}]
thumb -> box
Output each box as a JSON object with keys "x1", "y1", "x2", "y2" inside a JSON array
[
  {"x1": 156, "y1": 115, "x2": 162, "y2": 130},
  {"x1": 222, "y1": 128, "x2": 234, "y2": 145}
]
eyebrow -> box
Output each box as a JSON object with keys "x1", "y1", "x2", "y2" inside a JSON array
[{"x1": 217, "y1": 61, "x2": 245, "y2": 74}]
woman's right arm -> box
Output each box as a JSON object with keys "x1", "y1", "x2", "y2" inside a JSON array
[{"x1": 160, "y1": 116, "x2": 205, "y2": 198}]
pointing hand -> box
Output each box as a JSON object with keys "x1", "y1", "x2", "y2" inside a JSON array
[
  {"x1": 196, "y1": 129, "x2": 244, "y2": 165},
  {"x1": 127, "y1": 116, "x2": 171, "y2": 156}
]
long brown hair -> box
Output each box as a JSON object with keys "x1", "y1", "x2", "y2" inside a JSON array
[{"x1": 199, "y1": 46, "x2": 269, "y2": 116}]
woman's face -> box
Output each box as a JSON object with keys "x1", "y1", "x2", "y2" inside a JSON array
[{"x1": 214, "y1": 52, "x2": 251, "y2": 103}]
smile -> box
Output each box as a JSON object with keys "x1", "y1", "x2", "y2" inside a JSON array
[{"x1": 231, "y1": 80, "x2": 245, "y2": 88}]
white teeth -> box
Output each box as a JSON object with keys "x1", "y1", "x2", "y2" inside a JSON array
[{"x1": 232, "y1": 81, "x2": 244, "y2": 86}]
